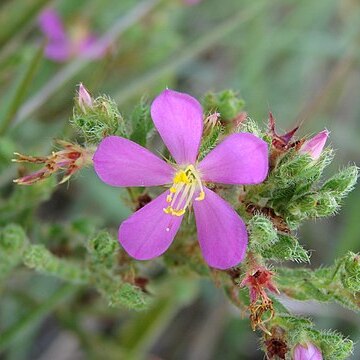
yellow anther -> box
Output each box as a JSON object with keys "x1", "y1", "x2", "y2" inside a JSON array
[
  {"x1": 163, "y1": 206, "x2": 185, "y2": 216},
  {"x1": 165, "y1": 165, "x2": 205, "y2": 219},
  {"x1": 163, "y1": 206, "x2": 172, "y2": 214},
  {"x1": 173, "y1": 170, "x2": 190, "y2": 184},
  {"x1": 172, "y1": 209, "x2": 185, "y2": 216},
  {"x1": 195, "y1": 190, "x2": 205, "y2": 201}
]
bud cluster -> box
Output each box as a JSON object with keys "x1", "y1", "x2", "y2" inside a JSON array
[
  {"x1": 72, "y1": 84, "x2": 126, "y2": 144},
  {"x1": 203, "y1": 89, "x2": 245, "y2": 122}
]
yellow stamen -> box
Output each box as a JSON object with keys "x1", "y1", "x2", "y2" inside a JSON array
[
  {"x1": 163, "y1": 206, "x2": 171, "y2": 214},
  {"x1": 173, "y1": 170, "x2": 190, "y2": 184},
  {"x1": 172, "y1": 209, "x2": 186, "y2": 216},
  {"x1": 195, "y1": 190, "x2": 205, "y2": 201},
  {"x1": 164, "y1": 165, "x2": 205, "y2": 218}
]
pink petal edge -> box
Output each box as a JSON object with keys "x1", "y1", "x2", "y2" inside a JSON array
[
  {"x1": 119, "y1": 192, "x2": 183, "y2": 260},
  {"x1": 193, "y1": 187, "x2": 248, "y2": 269},
  {"x1": 93, "y1": 136, "x2": 174, "y2": 187},
  {"x1": 38, "y1": 8, "x2": 67, "y2": 41},
  {"x1": 198, "y1": 132, "x2": 269, "y2": 185},
  {"x1": 150, "y1": 89, "x2": 203, "y2": 165},
  {"x1": 44, "y1": 40, "x2": 71, "y2": 62}
]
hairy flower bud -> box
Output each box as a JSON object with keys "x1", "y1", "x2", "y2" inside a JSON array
[
  {"x1": 299, "y1": 130, "x2": 329, "y2": 160},
  {"x1": 78, "y1": 83, "x2": 93, "y2": 112},
  {"x1": 203, "y1": 90, "x2": 245, "y2": 122},
  {"x1": 72, "y1": 90, "x2": 125, "y2": 143},
  {"x1": 293, "y1": 343, "x2": 323, "y2": 360},
  {"x1": 87, "y1": 231, "x2": 118, "y2": 268},
  {"x1": 341, "y1": 252, "x2": 360, "y2": 292}
]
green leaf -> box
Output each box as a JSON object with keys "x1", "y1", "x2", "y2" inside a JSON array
[
  {"x1": 129, "y1": 97, "x2": 153, "y2": 147},
  {"x1": 262, "y1": 234, "x2": 310, "y2": 263}
]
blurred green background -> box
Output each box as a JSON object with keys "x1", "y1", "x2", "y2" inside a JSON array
[{"x1": 0, "y1": 0, "x2": 359, "y2": 359}]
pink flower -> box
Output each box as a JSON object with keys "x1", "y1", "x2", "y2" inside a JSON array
[
  {"x1": 293, "y1": 343, "x2": 323, "y2": 360},
  {"x1": 38, "y1": 8, "x2": 106, "y2": 62},
  {"x1": 93, "y1": 90, "x2": 268, "y2": 269},
  {"x1": 299, "y1": 130, "x2": 329, "y2": 160}
]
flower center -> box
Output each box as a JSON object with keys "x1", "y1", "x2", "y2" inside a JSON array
[{"x1": 163, "y1": 164, "x2": 205, "y2": 217}]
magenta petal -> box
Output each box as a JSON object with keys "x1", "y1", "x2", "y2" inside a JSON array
[
  {"x1": 38, "y1": 9, "x2": 67, "y2": 41},
  {"x1": 44, "y1": 40, "x2": 71, "y2": 62},
  {"x1": 76, "y1": 34, "x2": 107, "y2": 59},
  {"x1": 93, "y1": 136, "x2": 174, "y2": 187},
  {"x1": 150, "y1": 89, "x2": 203, "y2": 165},
  {"x1": 293, "y1": 343, "x2": 323, "y2": 360},
  {"x1": 193, "y1": 187, "x2": 248, "y2": 269},
  {"x1": 198, "y1": 133, "x2": 269, "y2": 185},
  {"x1": 119, "y1": 192, "x2": 183, "y2": 260}
]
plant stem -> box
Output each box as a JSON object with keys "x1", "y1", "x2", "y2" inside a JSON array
[{"x1": 13, "y1": 0, "x2": 162, "y2": 128}]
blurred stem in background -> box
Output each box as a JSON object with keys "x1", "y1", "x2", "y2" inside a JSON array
[
  {"x1": 12, "y1": 0, "x2": 268, "y2": 129},
  {"x1": 11, "y1": 0, "x2": 162, "y2": 129},
  {"x1": 0, "y1": 44, "x2": 44, "y2": 135}
]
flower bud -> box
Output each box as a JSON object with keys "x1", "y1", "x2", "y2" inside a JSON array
[
  {"x1": 299, "y1": 130, "x2": 329, "y2": 160},
  {"x1": 293, "y1": 343, "x2": 323, "y2": 360},
  {"x1": 203, "y1": 112, "x2": 220, "y2": 135},
  {"x1": 203, "y1": 90, "x2": 245, "y2": 122},
  {"x1": 72, "y1": 90, "x2": 124, "y2": 144},
  {"x1": 87, "y1": 231, "x2": 118, "y2": 268},
  {"x1": 341, "y1": 252, "x2": 360, "y2": 292},
  {"x1": 78, "y1": 83, "x2": 93, "y2": 112}
]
